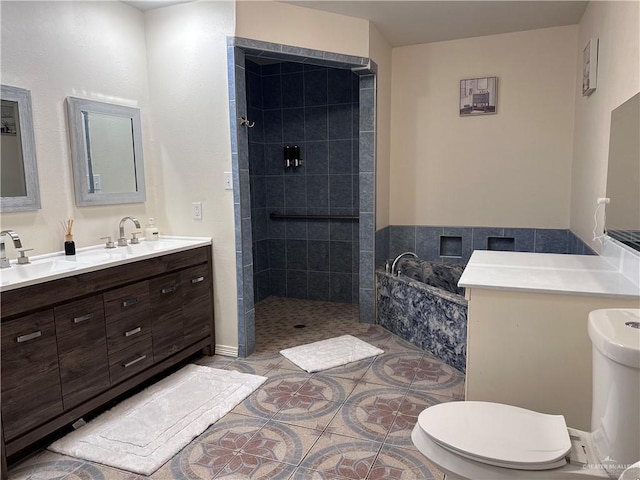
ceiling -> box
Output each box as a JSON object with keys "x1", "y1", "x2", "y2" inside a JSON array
[
  {"x1": 283, "y1": 1, "x2": 589, "y2": 47},
  {"x1": 123, "y1": 0, "x2": 589, "y2": 47}
]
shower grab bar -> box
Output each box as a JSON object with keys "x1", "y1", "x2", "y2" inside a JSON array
[{"x1": 269, "y1": 213, "x2": 359, "y2": 221}]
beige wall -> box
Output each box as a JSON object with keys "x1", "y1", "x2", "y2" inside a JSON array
[
  {"x1": 368, "y1": 23, "x2": 392, "y2": 229},
  {"x1": 389, "y1": 26, "x2": 578, "y2": 228},
  {"x1": 144, "y1": 1, "x2": 237, "y2": 353},
  {"x1": 570, "y1": 1, "x2": 640, "y2": 252},
  {"x1": 0, "y1": 1, "x2": 153, "y2": 250},
  {"x1": 235, "y1": 0, "x2": 369, "y2": 58}
]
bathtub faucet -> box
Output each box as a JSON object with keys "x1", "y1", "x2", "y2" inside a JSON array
[{"x1": 391, "y1": 251, "x2": 418, "y2": 276}]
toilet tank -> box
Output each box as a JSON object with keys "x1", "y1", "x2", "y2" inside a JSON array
[{"x1": 588, "y1": 309, "x2": 640, "y2": 478}]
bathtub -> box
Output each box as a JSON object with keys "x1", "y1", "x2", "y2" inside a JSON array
[{"x1": 376, "y1": 257, "x2": 468, "y2": 373}]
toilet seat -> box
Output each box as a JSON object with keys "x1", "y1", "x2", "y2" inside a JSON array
[{"x1": 417, "y1": 402, "x2": 571, "y2": 470}]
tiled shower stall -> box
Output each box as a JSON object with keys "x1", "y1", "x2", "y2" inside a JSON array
[{"x1": 246, "y1": 59, "x2": 361, "y2": 304}]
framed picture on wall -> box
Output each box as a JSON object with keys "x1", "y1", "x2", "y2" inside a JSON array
[
  {"x1": 459, "y1": 77, "x2": 498, "y2": 116},
  {"x1": 582, "y1": 38, "x2": 598, "y2": 96}
]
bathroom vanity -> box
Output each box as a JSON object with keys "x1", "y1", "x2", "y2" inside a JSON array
[
  {"x1": 0, "y1": 237, "x2": 214, "y2": 470},
  {"x1": 460, "y1": 249, "x2": 639, "y2": 431}
]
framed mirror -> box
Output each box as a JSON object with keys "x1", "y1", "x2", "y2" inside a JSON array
[
  {"x1": 1, "y1": 85, "x2": 41, "y2": 212},
  {"x1": 67, "y1": 97, "x2": 146, "y2": 206},
  {"x1": 606, "y1": 92, "x2": 639, "y2": 251}
]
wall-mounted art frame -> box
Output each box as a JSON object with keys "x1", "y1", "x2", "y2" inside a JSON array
[
  {"x1": 460, "y1": 76, "x2": 497, "y2": 116},
  {"x1": 582, "y1": 38, "x2": 598, "y2": 96}
]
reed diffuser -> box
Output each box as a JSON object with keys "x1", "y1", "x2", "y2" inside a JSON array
[{"x1": 62, "y1": 219, "x2": 75, "y2": 255}]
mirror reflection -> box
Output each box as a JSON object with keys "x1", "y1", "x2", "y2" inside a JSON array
[
  {"x1": 67, "y1": 97, "x2": 146, "y2": 206},
  {"x1": 1, "y1": 99, "x2": 27, "y2": 197},
  {"x1": 606, "y1": 92, "x2": 640, "y2": 251},
  {"x1": 0, "y1": 85, "x2": 41, "y2": 212}
]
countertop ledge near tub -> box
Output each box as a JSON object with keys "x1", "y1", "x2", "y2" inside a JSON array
[
  {"x1": 458, "y1": 250, "x2": 640, "y2": 299},
  {"x1": 0, "y1": 235, "x2": 212, "y2": 292}
]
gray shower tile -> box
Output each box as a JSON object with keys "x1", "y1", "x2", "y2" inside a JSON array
[
  {"x1": 282, "y1": 108, "x2": 305, "y2": 143},
  {"x1": 416, "y1": 226, "x2": 443, "y2": 262},
  {"x1": 328, "y1": 69, "x2": 353, "y2": 104},
  {"x1": 308, "y1": 272, "x2": 330, "y2": 301},
  {"x1": 359, "y1": 288, "x2": 374, "y2": 323},
  {"x1": 330, "y1": 273, "x2": 352, "y2": 303},
  {"x1": 304, "y1": 106, "x2": 328, "y2": 141},
  {"x1": 360, "y1": 172, "x2": 374, "y2": 213},
  {"x1": 264, "y1": 144, "x2": 285, "y2": 176},
  {"x1": 269, "y1": 268, "x2": 287, "y2": 296},
  {"x1": 359, "y1": 132, "x2": 375, "y2": 173},
  {"x1": 243, "y1": 264, "x2": 255, "y2": 313},
  {"x1": 306, "y1": 175, "x2": 329, "y2": 210},
  {"x1": 248, "y1": 142, "x2": 265, "y2": 175},
  {"x1": 265, "y1": 176, "x2": 284, "y2": 208},
  {"x1": 328, "y1": 140, "x2": 353, "y2": 174},
  {"x1": 471, "y1": 227, "x2": 503, "y2": 251},
  {"x1": 329, "y1": 221, "x2": 352, "y2": 242},
  {"x1": 286, "y1": 240, "x2": 308, "y2": 270},
  {"x1": 284, "y1": 175, "x2": 307, "y2": 208},
  {"x1": 389, "y1": 226, "x2": 416, "y2": 259},
  {"x1": 329, "y1": 175, "x2": 353, "y2": 209},
  {"x1": 308, "y1": 241, "x2": 330, "y2": 272},
  {"x1": 305, "y1": 141, "x2": 329, "y2": 174},
  {"x1": 267, "y1": 216, "x2": 286, "y2": 239},
  {"x1": 287, "y1": 270, "x2": 308, "y2": 299},
  {"x1": 375, "y1": 227, "x2": 390, "y2": 266},
  {"x1": 307, "y1": 219, "x2": 330, "y2": 240},
  {"x1": 330, "y1": 241, "x2": 352, "y2": 273},
  {"x1": 251, "y1": 175, "x2": 266, "y2": 209},
  {"x1": 286, "y1": 218, "x2": 307, "y2": 240},
  {"x1": 268, "y1": 239, "x2": 286, "y2": 269},
  {"x1": 443, "y1": 227, "x2": 472, "y2": 262},
  {"x1": 328, "y1": 104, "x2": 353, "y2": 140},
  {"x1": 359, "y1": 86, "x2": 375, "y2": 133},
  {"x1": 262, "y1": 74, "x2": 282, "y2": 110},
  {"x1": 263, "y1": 109, "x2": 283, "y2": 143},
  {"x1": 504, "y1": 228, "x2": 535, "y2": 252},
  {"x1": 535, "y1": 229, "x2": 569, "y2": 254},
  {"x1": 304, "y1": 68, "x2": 328, "y2": 106},
  {"x1": 282, "y1": 72, "x2": 304, "y2": 108},
  {"x1": 359, "y1": 250, "x2": 374, "y2": 289}
]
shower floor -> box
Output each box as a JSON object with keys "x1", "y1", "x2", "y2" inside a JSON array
[{"x1": 9, "y1": 297, "x2": 462, "y2": 480}]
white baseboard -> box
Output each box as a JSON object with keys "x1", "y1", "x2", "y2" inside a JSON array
[{"x1": 215, "y1": 344, "x2": 238, "y2": 357}]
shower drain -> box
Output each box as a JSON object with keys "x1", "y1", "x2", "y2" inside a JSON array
[{"x1": 294, "y1": 324, "x2": 306, "y2": 329}]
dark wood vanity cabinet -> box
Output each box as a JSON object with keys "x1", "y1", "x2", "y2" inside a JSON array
[{"x1": 0, "y1": 245, "x2": 215, "y2": 473}]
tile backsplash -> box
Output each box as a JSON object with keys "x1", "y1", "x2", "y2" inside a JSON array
[{"x1": 376, "y1": 225, "x2": 596, "y2": 267}]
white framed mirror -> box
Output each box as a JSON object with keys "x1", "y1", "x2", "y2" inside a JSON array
[
  {"x1": 67, "y1": 97, "x2": 146, "y2": 206},
  {"x1": 1, "y1": 85, "x2": 41, "y2": 212}
]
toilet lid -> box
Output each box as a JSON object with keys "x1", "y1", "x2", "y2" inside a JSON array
[{"x1": 417, "y1": 402, "x2": 571, "y2": 470}]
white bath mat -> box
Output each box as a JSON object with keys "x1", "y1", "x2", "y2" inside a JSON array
[
  {"x1": 49, "y1": 364, "x2": 266, "y2": 475},
  {"x1": 280, "y1": 335, "x2": 384, "y2": 373}
]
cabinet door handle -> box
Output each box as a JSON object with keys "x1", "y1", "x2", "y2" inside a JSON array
[
  {"x1": 121, "y1": 298, "x2": 138, "y2": 308},
  {"x1": 123, "y1": 355, "x2": 146, "y2": 368},
  {"x1": 191, "y1": 276, "x2": 205, "y2": 284},
  {"x1": 73, "y1": 313, "x2": 94, "y2": 324},
  {"x1": 16, "y1": 331, "x2": 42, "y2": 343},
  {"x1": 161, "y1": 285, "x2": 177, "y2": 294},
  {"x1": 124, "y1": 327, "x2": 142, "y2": 337}
]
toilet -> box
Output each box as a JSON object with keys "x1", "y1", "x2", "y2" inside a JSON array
[{"x1": 412, "y1": 308, "x2": 640, "y2": 480}]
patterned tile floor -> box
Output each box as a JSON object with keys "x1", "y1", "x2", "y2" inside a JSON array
[{"x1": 8, "y1": 296, "x2": 464, "y2": 480}]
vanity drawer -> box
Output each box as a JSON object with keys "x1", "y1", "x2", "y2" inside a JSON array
[
  {"x1": 181, "y1": 264, "x2": 213, "y2": 346},
  {"x1": 1, "y1": 310, "x2": 63, "y2": 440},
  {"x1": 149, "y1": 273, "x2": 184, "y2": 362},
  {"x1": 54, "y1": 295, "x2": 110, "y2": 409},
  {"x1": 108, "y1": 336, "x2": 154, "y2": 385},
  {"x1": 103, "y1": 281, "x2": 151, "y2": 324},
  {"x1": 106, "y1": 313, "x2": 152, "y2": 354}
]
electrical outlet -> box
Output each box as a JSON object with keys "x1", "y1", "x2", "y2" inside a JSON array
[
  {"x1": 224, "y1": 171, "x2": 233, "y2": 190},
  {"x1": 192, "y1": 202, "x2": 203, "y2": 220}
]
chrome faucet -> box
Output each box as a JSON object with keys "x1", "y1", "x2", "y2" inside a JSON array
[
  {"x1": 0, "y1": 230, "x2": 23, "y2": 269},
  {"x1": 117, "y1": 216, "x2": 141, "y2": 246},
  {"x1": 391, "y1": 251, "x2": 418, "y2": 276}
]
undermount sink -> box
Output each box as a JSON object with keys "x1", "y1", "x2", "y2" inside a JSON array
[{"x1": 0, "y1": 236, "x2": 211, "y2": 291}]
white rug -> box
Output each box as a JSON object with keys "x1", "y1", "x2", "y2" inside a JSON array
[
  {"x1": 49, "y1": 364, "x2": 266, "y2": 475},
  {"x1": 280, "y1": 335, "x2": 384, "y2": 373}
]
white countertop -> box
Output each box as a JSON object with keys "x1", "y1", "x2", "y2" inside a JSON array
[
  {"x1": 0, "y1": 235, "x2": 212, "y2": 292},
  {"x1": 459, "y1": 250, "x2": 640, "y2": 299}
]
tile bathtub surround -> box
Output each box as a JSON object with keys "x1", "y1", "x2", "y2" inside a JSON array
[
  {"x1": 247, "y1": 58, "x2": 361, "y2": 304},
  {"x1": 8, "y1": 297, "x2": 456, "y2": 480},
  {"x1": 376, "y1": 225, "x2": 596, "y2": 267}
]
